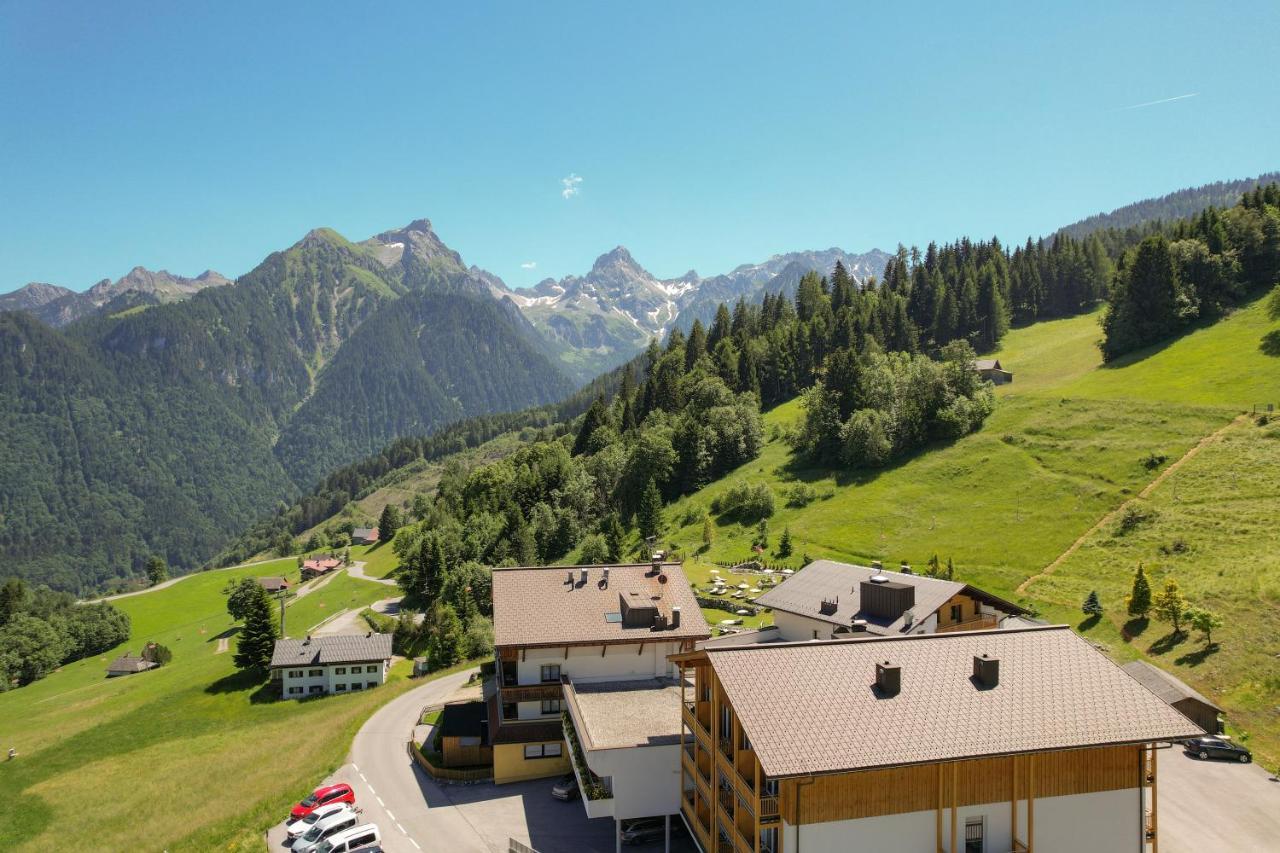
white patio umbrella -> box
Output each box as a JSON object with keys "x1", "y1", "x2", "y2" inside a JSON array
[
  {"x1": 719, "y1": 619, "x2": 736, "y2": 625},
  {"x1": 763, "y1": 569, "x2": 775, "y2": 575},
  {"x1": 737, "y1": 582, "x2": 749, "y2": 589},
  {"x1": 710, "y1": 568, "x2": 720, "y2": 573},
  {"x1": 735, "y1": 609, "x2": 749, "y2": 615},
  {"x1": 781, "y1": 568, "x2": 795, "y2": 575}
]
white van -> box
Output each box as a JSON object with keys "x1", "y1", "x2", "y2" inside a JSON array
[
  {"x1": 291, "y1": 808, "x2": 360, "y2": 853},
  {"x1": 315, "y1": 822, "x2": 381, "y2": 853}
]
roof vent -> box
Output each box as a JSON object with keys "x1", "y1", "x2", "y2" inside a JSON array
[
  {"x1": 580, "y1": 567, "x2": 588, "y2": 586},
  {"x1": 875, "y1": 660, "x2": 901, "y2": 697},
  {"x1": 819, "y1": 596, "x2": 839, "y2": 615},
  {"x1": 566, "y1": 570, "x2": 575, "y2": 586},
  {"x1": 671, "y1": 606, "x2": 681, "y2": 629},
  {"x1": 850, "y1": 618, "x2": 868, "y2": 633},
  {"x1": 869, "y1": 573, "x2": 889, "y2": 584},
  {"x1": 303, "y1": 635, "x2": 311, "y2": 645},
  {"x1": 973, "y1": 654, "x2": 1000, "y2": 688}
]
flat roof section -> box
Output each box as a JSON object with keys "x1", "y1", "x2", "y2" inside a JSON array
[{"x1": 563, "y1": 677, "x2": 685, "y2": 750}]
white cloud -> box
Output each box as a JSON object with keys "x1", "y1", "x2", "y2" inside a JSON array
[
  {"x1": 1114, "y1": 93, "x2": 1198, "y2": 111},
  {"x1": 561, "y1": 173, "x2": 583, "y2": 199},
  {"x1": 520, "y1": 261, "x2": 537, "y2": 270}
]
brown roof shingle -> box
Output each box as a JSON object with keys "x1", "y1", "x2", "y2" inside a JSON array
[
  {"x1": 708, "y1": 625, "x2": 1202, "y2": 778},
  {"x1": 270, "y1": 633, "x2": 392, "y2": 668},
  {"x1": 492, "y1": 563, "x2": 710, "y2": 648},
  {"x1": 1122, "y1": 660, "x2": 1223, "y2": 713}
]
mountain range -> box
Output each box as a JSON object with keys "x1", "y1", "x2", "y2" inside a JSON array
[{"x1": 0, "y1": 218, "x2": 886, "y2": 591}]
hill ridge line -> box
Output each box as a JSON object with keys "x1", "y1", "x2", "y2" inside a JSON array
[{"x1": 1016, "y1": 413, "x2": 1247, "y2": 596}]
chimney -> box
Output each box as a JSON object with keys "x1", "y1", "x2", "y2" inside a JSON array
[
  {"x1": 819, "y1": 595, "x2": 839, "y2": 616},
  {"x1": 603, "y1": 567, "x2": 610, "y2": 583},
  {"x1": 303, "y1": 635, "x2": 311, "y2": 645},
  {"x1": 366, "y1": 631, "x2": 372, "y2": 638},
  {"x1": 566, "y1": 570, "x2": 575, "y2": 586},
  {"x1": 973, "y1": 654, "x2": 1000, "y2": 688},
  {"x1": 671, "y1": 606, "x2": 682, "y2": 629},
  {"x1": 875, "y1": 660, "x2": 901, "y2": 696},
  {"x1": 580, "y1": 567, "x2": 588, "y2": 585}
]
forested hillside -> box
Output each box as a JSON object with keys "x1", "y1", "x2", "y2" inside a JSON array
[
  {"x1": 1058, "y1": 172, "x2": 1280, "y2": 239},
  {"x1": 0, "y1": 226, "x2": 572, "y2": 593}
]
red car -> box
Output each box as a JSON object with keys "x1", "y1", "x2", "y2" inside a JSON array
[{"x1": 290, "y1": 783, "x2": 355, "y2": 821}]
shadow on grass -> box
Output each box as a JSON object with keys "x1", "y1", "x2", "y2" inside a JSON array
[
  {"x1": 1077, "y1": 613, "x2": 1102, "y2": 632},
  {"x1": 1121, "y1": 617, "x2": 1149, "y2": 642},
  {"x1": 204, "y1": 670, "x2": 280, "y2": 704},
  {"x1": 1175, "y1": 642, "x2": 1220, "y2": 666},
  {"x1": 1148, "y1": 629, "x2": 1189, "y2": 655},
  {"x1": 1260, "y1": 330, "x2": 1280, "y2": 357},
  {"x1": 207, "y1": 626, "x2": 240, "y2": 643}
]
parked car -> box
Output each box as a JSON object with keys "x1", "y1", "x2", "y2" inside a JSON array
[
  {"x1": 291, "y1": 807, "x2": 360, "y2": 853},
  {"x1": 1185, "y1": 735, "x2": 1252, "y2": 763},
  {"x1": 314, "y1": 822, "x2": 381, "y2": 853},
  {"x1": 286, "y1": 802, "x2": 349, "y2": 840},
  {"x1": 291, "y1": 783, "x2": 356, "y2": 821},
  {"x1": 551, "y1": 773, "x2": 579, "y2": 801},
  {"x1": 621, "y1": 818, "x2": 669, "y2": 846}
]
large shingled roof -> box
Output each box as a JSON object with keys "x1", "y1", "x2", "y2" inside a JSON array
[
  {"x1": 754, "y1": 559, "x2": 1024, "y2": 634},
  {"x1": 492, "y1": 563, "x2": 709, "y2": 648},
  {"x1": 270, "y1": 633, "x2": 392, "y2": 668},
  {"x1": 1122, "y1": 660, "x2": 1223, "y2": 712},
  {"x1": 707, "y1": 625, "x2": 1202, "y2": 778}
]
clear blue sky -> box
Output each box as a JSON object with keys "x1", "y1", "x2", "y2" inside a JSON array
[{"x1": 2, "y1": 1, "x2": 1277, "y2": 293}]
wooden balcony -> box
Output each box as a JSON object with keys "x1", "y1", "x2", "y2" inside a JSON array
[
  {"x1": 717, "y1": 785, "x2": 735, "y2": 815},
  {"x1": 500, "y1": 682, "x2": 563, "y2": 702},
  {"x1": 759, "y1": 794, "x2": 779, "y2": 821},
  {"x1": 936, "y1": 614, "x2": 999, "y2": 633}
]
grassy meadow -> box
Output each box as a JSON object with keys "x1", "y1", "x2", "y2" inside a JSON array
[
  {"x1": 664, "y1": 293, "x2": 1280, "y2": 765},
  {"x1": 0, "y1": 559, "x2": 404, "y2": 851}
]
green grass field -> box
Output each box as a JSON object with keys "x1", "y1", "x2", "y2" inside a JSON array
[
  {"x1": 0, "y1": 560, "x2": 410, "y2": 851},
  {"x1": 667, "y1": 293, "x2": 1280, "y2": 765}
]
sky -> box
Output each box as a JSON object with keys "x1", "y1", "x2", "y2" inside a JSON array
[{"x1": 1, "y1": 1, "x2": 1278, "y2": 294}]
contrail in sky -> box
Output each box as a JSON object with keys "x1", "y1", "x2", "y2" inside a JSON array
[{"x1": 1114, "y1": 93, "x2": 1199, "y2": 111}]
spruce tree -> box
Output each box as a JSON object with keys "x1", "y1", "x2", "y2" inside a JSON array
[
  {"x1": 777, "y1": 527, "x2": 793, "y2": 558},
  {"x1": 1082, "y1": 590, "x2": 1103, "y2": 616},
  {"x1": 1126, "y1": 564, "x2": 1152, "y2": 617},
  {"x1": 601, "y1": 513, "x2": 626, "y2": 563},
  {"x1": 233, "y1": 584, "x2": 278, "y2": 676},
  {"x1": 378, "y1": 503, "x2": 402, "y2": 543},
  {"x1": 637, "y1": 478, "x2": 663, "y2": 543},
  {"x1": 701, "y1": 514, "x2": 714, "y2": 550},
  {"x1": 685, "y1": 319, "x2": 708, "y2": 370},
  {"x1": 573, "y1": 395, "x2": 608, "y2": 456}
]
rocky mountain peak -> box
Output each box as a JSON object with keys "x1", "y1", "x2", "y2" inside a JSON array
[{"x1": 591, "y1": 245, "x2": 640, "y2": 274}]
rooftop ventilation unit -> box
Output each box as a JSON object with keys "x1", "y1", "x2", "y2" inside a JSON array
[
  {"x1": 819, "y1": 596, "x2": 839, "y2": 615},
  {"x1": 849, "y1": 618, "x2": 868, "y2": 633},
  {"x1": 875, "y1": 660, "x2": 901, "y2": 696},
  {"x1": 860, "y1": 579, "x2": 916, "y2": 620},
  {"x1": 973, "y1": 654, "x2": 1000, "y2": 688},
  {"x1": 566, "y1": 570, "x2": 575, "y2": 586},
  {"x1": 580, "y1": 567, "x2": 589, "y2": 586},
  {"x1": 671, "y1": 606, "x2": 681, "y2": 629},
  {"x1": 620, "y1": 591, "x2": 659, "y2": 628}
]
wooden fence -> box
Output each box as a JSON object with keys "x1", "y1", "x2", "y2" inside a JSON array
[{"x1": 407, "y1": 740, "x2": 493, "y2": 783}]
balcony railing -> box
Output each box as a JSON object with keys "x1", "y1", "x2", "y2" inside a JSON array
[
  {"x1": 717, "y1": 786, "x2": 735, "y2": 815},
  {"x1": 500, "y1": 683, "x2": 563, "y2": 702},
  {"x1": 937, "y1": 614, "x2": 999, "y2": 633},
  {"x1": 759, "y1": 795, "x2": 779, "y2": 820},
  {"x1": 718, "y1": 737, "x2": 734, "y2": 757}
]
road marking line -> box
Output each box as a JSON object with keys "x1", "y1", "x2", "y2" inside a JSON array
[
  {"x1": 397, "y1": 823, "x2": 407, "y2": 835},
  {"x1": 359, "y1": 772, "x2": 368, "y2": 783},
  {"x1": 367, "y1": 784, "x2": 376, "y2": 795},
  {"x1": 386, "y1": 809, "x2": 396, "y2": 822},
  {"x1": 376, "y1": 796, "x2": 385, "y2": 807},
  {"x1": 352, "y1": 763, "x2": 359, "y2": 772},
  {"x1": 410, "y1": 840, "x2": 422, "y2": 850}
]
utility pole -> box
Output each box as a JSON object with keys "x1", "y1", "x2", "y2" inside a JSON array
[{"x1": 277, "y1": 591, "x2": 288, "y2": 637}]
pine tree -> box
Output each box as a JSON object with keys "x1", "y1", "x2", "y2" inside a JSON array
[
  {"x1": 945, "y1": 557, "x2": 955, "y2": 581},
  {"x1": 145, "y1": 556, "x2": 168, "y2": 587},
  {"x1": 926, "y1": 554, "x2": 941, "y2": 578},
  {"x1": 1082, "y1": 590, "x2": 1103, "y2": 616},
  {"x1": 1152, "y1": 577, "x2": 1189, "y2": 635},
  {"x1": 754, "y1": 518, "x2": 769, "y2": 550},
  {"x1": 701, "y1": 514, "x2": 714, "y2": 550},
  {"x1": 378, "y1": 503, "x2": 403, "y2": 543},
  {"x1": 1126, "y1": 564, "x2": 1152, "y2": 617},
  {"x1": 601, "y1": 513, "x2": 626, "y2": 563},
  {"x1": 573, "y1": 395, "x2": 608, "y2": 456},
  {"x1": 233, "y1": 584, "x2": 278, "y2": 676},
  {"x1": 637, "y1": 478, "x2": 663, "y2": 543},
  {"x1": 777, "y1": 527, "x2": 793, "y2": 558},
  {"x1": 427, "y1": 602, "x2": 465, "y2": 670},
  {"x1": 685, "y1": 319, "x2": 708, "y2": 370}
]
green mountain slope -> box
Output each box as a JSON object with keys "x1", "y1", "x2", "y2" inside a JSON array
[{"x1": 0, "y1": 226, "x2": 573, "y2": 593}]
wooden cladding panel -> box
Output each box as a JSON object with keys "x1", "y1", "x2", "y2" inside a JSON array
[{"x1": 781, "y1": 744, "x2": 1143, "y2": 826}]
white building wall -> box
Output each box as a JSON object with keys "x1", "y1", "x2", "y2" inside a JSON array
[
  {"x1": 586, "y1": 743, "x2": 682, "y2": 821},
  {"x1": 780, "y1": 788, "x2": 1141, "y2": 853},
  {"x1": 279, "y1": 660, "x2": 388, "y2": 699},
  {"x1": 515, "y1": 642, "x2": 680, "y2": 685},
  {"x1": 772, "y1": 609, "x2": 936, "y2": 642}
]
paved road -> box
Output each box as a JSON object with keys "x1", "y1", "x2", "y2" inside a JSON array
[
  {"x1": 349, "y1": 560, "x2": 398, "y2": 586},
  {"x1": 313, "y1": 597, "x2": 402, "y2": 637},
  {"x1": 1157, "y1": 744, "x2": 1278, "y2": 852}
]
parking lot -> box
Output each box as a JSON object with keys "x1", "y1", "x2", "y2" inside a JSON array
[{"x1": 1157, "y1": 745, "x2": 1279, "y2": 852}]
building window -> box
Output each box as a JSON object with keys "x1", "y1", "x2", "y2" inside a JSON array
[
  {"x1": 964, "y1": 817, "x2": 984, "y2": 853},
  {"x1": 335, "y1": 667, "x2": 347, "y2": 675},
  {"x1": 720, "y1": 705, "x2": 732, "y2": 739},
  {"x1": 288, "y1": 686, "x2": 302, "y2": 695},
  {"x1": 541, "y1": 699, "x2": 562, "y2": 715},
  {"x1": 760, "y1": 827, "x2": 778, "y2": 853},
  {"x1": 308, "y1": 685, "x2": 323, "y2": 694},
  {"x1": 308, "y1": 669, "x2": 323, "y2": 677},
  {"x1": 761, "y1": 776, "x2": 779, "y2": 796},
  {"x1": 739, "y1": 730, "x2": 751, "y2": 751},
  {"x1": 335, "y1": 683, "x2": 346, "y2": 692},
  {"x1": 540, "y1": 664, "x2": 560, "y2": 683},
  {"x1": 524, "y1": 742, "x2": 562, "y2": 759},
  {"x1": 812, "y1": 630, "x2": 818, "y2": 639},
  {"x1": 288, "y1": 669, "x2": 303, "y2": 678},
  {"x1": 502, "y1": 702, "x2": 518, "y2": 720},
  {"x1": 351, "y1": 682, "x2": 363, "y2": 691},
  {"x1": 950, "y1": 604, "x2": 963, "y2": 623},
  {"x1": 700, "y1": 682, "x2": 711, "y2": 703},
  {"x1": 367, "y1": 681, "x2": 378, "y2": 689},
  {"x1": 366, "y1": 664, "x2": 379, "y2": 673}
]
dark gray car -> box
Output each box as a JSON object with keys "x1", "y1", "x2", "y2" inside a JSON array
[{"x1": 1185, "y1": 736, "x2": 1252, "y2": 763}]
